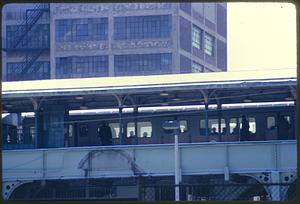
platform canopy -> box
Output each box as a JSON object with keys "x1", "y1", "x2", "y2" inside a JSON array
[{"x1": 2, "y1": 69, "x2": 297, "y2": 113}]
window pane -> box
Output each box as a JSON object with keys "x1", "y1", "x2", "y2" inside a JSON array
[
  {"x1": 208, "y1": 118, "x2": 226, "y2": 134},
  {"x1": 114, "y1": 53, "x2": 172, "y2": 76},
  {"x1": 108, "y1": 123, "x2": 120, "y2": 138},
  {"x1": 192, "y1": 25, "x2": 201, "y2": 49},
  {"x1": 139, "y1": 122, "x2": 152, "y2": 138},
  {"x1": 114, "y1": 15, "x2": 171, "y2": 40},
  {"x1": 127, "y1": 122, "x2": 135, "y2": 137},
  {"x1": 204, "y1": 33, "x2": 214, "y2": 56},
  {"x1": 249, "y1": 117, "x2": 256, "y2": 133},
  {"x1": 180, "y1": 120, "x2": 188, "y2": 133},
  {"x1": 192, "y1": 62, "x2": 203, "y2": 73},
  {"x1": 267, "y1": 117, "x2": 276, "y2": 129},
  {"x1": 229, "y1": 118, "x2": 238, "y2": 134}
]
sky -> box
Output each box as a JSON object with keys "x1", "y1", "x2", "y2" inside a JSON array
[{"x1": 227, "y1": 3, "x2": 296, "y2": 71}]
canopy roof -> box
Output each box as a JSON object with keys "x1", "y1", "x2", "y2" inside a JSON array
[{"x1": 2, "y1": 69, "x2": 297, "y2": 113}]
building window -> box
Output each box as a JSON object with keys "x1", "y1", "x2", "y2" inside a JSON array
[
  {"x1": 7, "y1": 61, "x2": 50, "y2": 81},
  {"x1": 75, "y1": 24, "x2": 88, "y2": 40},
  {"x1": 56, "y1": 56, "x2": 108, "y2": 78},
  {"x1": 114, "y1": 15, "x2": 171, "y2": 40},
  {"x1": 114, "y1": 53, "x2": 172, "y2": 76},
  {"x1": 7, "y1": 24, "x2": 49, "y2": 48},
  {"x1": 192, "y1": 62, "x2": 204, "y2": 72},
  {"x1": 55, "y1": 18, "x2": 108, "y2": 42},
  {"x1": 192, "y1": 25, "x2": 201, "y2": 49},
  {"x1": 204, "y1": 33, "x2": 215, "y2": 56}
]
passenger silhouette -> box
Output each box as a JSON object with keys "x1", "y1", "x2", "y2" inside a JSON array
[
  {"x1": 98, "y1": 121, "x2": 112, "y2": 146},
  {"x1": 240, "y1": 115, "x2": 250, "y2": 141},
  {"x1": 278, "y1": 116, "x2": 290, "y2": 140}
]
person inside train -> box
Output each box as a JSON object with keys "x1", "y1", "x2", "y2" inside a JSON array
[
  {"x1": 278, "y1": 116, "x2": 290, "y2": 140},
  {"x1": 211, "y1": 127, "x2": 217, "y2": 135},
  {"x1": 129, "y1": 131, "x2": 135, "y2": 137},
  {"x1": 98, "y1": 121, "x2": 113, "y2": 146},
  {"x1": 142, "y1": 132, "x2": 148, "y2": 137},
  {"x1": 221, "y1": 127, "x2": 227, "y2": 135},
  {"x1": 240, "y1": 115, "x2": 250, "y2": 141}
]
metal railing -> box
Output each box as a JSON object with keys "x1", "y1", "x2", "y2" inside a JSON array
[{"x1": 140, "y1": 183, "x2": 296, "y2": 201}]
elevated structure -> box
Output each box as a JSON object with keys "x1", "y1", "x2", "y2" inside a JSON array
[{"x1": 1, "y1": 69, "x2": 297, "y2": 201}]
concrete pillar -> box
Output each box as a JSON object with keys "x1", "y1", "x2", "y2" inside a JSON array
[
  {"x1": 43, "y1": 105, "x2": 66, "y2": 148},
  {"x1": 205, "y1": 103, "x2": 209, "y2": 137},
  {"x1": 134, "y1": 106, "x2": 138, "y2": 144},
  {"x1": 34, "y1": 110, "x2": 43, "y2": 148},
  {"x1": 267, "y1": 171, "x2": 280, "y2": 201},
  {"x1": 119, "y1": 107, "x2": 123, "y2": 144}
]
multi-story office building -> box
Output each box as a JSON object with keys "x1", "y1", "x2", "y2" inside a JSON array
[{"x1": 2, "y1": 2, "x2": 227, "y2": 81}]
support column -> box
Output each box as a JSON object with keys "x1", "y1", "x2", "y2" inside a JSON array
[
  {"x1": 134, "y1": 106, "x2": 138, "y2": 144},
  {"x1": 43, "y1": 105, "x2": 66, "y2": 148},
  {"x1": 268, "y1": 171, "x2": 281, "y2": 201},
  {"x1": 34, "y1": 109, "x2": 43, "y2": 148},
  {"x1": 217, "y1": 103, "x2": 222, "y2": 142},
  {"x1": 205, "y1": 103, "x2": 209, "y2": 137},
  {"x1": 119, "y1": 107, "x2": 123, "y2": 144}
]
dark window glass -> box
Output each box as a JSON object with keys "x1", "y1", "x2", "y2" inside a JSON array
[
  {"x1": 55, "y1": 18, "x2": 108, "y2": 42},
  {"x1": 56, "y1": 56, "x2": 108, "y2": 78},
  {"x1": 7, "y1": 61, "x2": 50, "y2": 81},
  {"x1": 7, "y1": 24, "x2": 50, "y2": 48},
  {"x1": 114, "y1": 53, "x2": 172, "y2": 76},
  {"x1": 114, "y1": 15, "x2": 171, "y2": 40}
]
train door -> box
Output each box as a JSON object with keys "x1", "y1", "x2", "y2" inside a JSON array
[
  {"x1": 277, "y1": 112, "x2": 292, "y2": 140},
  {"x1": 77, "y1": 123, "x2": 89, "y2": 146},
  {"x1": 161, "y1": 116, "x2": 176, "y2": 144},
  {"x1": 265, "y1": 114, "x2": 277, "y2": 140},
  {"x1": 177, "y1": 116, "x2": 190, "y2": 143}
]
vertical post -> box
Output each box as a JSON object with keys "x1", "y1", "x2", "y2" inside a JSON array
[
  {"x1": 268, "y1": 171, "x2": 281, "y2": 201},
  {"x1": 205, "y1": 103, "x2": 209, "y2": 137},
  {"x1": 134, "y1": 106, "x2": 138, "y2": 144},
  {"x1": 174, "y1": 129, "x2": 180, "y2": 201},
  {"x1": 218, "y1": 103, "x2": 222, "y2": 142},
  {"x1": 34, "y1": 110, "x2": 40, "y2": 148},
  {"x1": 119, "y1": 107, "x2": 123, "y2": 144}
]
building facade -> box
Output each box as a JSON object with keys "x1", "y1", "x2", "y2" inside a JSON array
[{"x1": 2, "y1": 2, "x2": 227, "y2": 81}]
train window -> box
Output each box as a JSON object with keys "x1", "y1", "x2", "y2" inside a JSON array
[
  {"x1": 79, "y1": 124, "x2": 88, "y2": 137},
  {"x1": 267, "y1": 117, "x2": 276, "y2": 130},
  {"x1": 30, "y1": 126, "x2": 36, "y2": 143},
  {"x1": 249, "y1": 117, "x2": 256, "y2": 133},
  {"x1": 17, "y1": 126, "x2": 23, "y2": 144},
  {"x1": 200, "y1": 120, "x2": 206, "y2": 135},
  {"x1": 127, "y1": 123, "x2": 135, "y2": 137},
  {"x1": 229, "y1": 118, "x2": 238, "y2": 134},
  {"x1": 240, "y1": 117, "x2": 256, "y2": 133},
  {"x1": 127, "y1": 122, "x2": 152, "y2": 138},
  {"x1": 68, "y1": 124, "x2": 73, "y2": 137},
  {"x1": 108, "y1": 123, "x2": 120, "y2": 138},
  {"x1": 180, "y1": 120, "x2": 188, "y2": 133},
  {"x1": 208, "y1": 119, "x2": 226, "y2": 134},
  {"x1": 284, "y1": 115, "x2": 291, "y2": 123},
  {"x1": 139, "y1": 122, "x2": 152, "y2": 138}
]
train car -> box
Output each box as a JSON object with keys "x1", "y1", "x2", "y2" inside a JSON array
[{"x1": 3, "y1": 101, "x2": 295, "y2": 149}]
